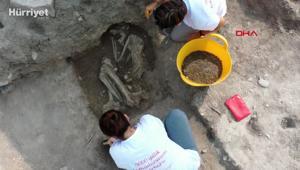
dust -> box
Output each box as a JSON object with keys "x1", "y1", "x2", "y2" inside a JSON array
[{"x1": 182, "y1": 51, "x2": 222, "y2": 84}]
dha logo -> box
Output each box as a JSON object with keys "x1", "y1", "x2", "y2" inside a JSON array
[
  {"x1": 236, "y1": 30, "x2": 258, "y2": 37},
  {"x1": 9, "y1": 8, "x2": 49, "y2": 18}
]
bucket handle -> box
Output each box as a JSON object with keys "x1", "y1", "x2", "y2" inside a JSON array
[{"x1": 206, "y1": 33, "x2": 229, "y2": 49}]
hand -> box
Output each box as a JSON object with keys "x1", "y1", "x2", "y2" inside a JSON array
[
  {"x1": 145, "y1": 2, "x2": 157, "y2": 19},
  {"x1": 102, "y1": 137, "x2": 116, "y2": 146}
]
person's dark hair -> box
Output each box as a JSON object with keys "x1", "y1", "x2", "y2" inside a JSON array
[
  {"x1": 99, "y1": 110, "x2": 130, "y2": 139},
  {"x1": 154, "y1": 0, "x2": 187, "y2": 29}
]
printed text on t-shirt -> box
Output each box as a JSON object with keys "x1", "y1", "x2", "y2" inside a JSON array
[{"x1": 135, "y1": 150, "x2": 168, "y2": 170}]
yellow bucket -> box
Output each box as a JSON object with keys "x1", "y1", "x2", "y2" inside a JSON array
[{"x1": 176, "y1": 33, "x2": 232, "y2": 87}]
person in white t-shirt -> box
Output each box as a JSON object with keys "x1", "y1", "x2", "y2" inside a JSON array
[
  {"x1": 145, "y1": 0, "x2": 227, "y2": 42},
  {"x1": 99, "y1": 109, "x2": 200, "y2": 170}
]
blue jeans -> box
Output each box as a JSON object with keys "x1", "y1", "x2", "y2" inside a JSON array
[
  {"x1": 161, "y1": 22, "x2": 198, "y2": 42},
  {"x1": 164, "y1": 109, "x2": 198, "y2": 151}
]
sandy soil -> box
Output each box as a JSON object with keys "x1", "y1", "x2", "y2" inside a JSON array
[{"x1": 183, "y1": 51, "x2": 222, "y2": 84}]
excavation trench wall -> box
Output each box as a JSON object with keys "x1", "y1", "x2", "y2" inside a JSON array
[{"x1": 0, "y1": 0, "x2": 146, "y2": 88}]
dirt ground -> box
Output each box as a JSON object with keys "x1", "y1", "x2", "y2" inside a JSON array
[
  {"x1": 61, "y1": 0, "x2": 300, "y2": 169},
  {"x1": 191, "y1": 0, "x2": 300, "y2": 169}
]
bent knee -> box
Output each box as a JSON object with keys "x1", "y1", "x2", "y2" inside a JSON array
[
  {"x1": 166, "y1": 109, "x2": 187, "y2": 120},
  {"x1": 170, "y1": 33, "x2": 187, "y2": 42}
]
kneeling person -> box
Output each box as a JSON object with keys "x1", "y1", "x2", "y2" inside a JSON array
[
  {"x1": 99, "y1": 109, "x2": 200, "y2": 170},
  {"x1": 146, "y1": 0, "x2": 227, "y2": 41}
]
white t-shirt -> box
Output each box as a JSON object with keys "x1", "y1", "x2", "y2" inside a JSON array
[
  {"x1": 109, "y1": 114, "x2": 200, "y2": 170},
  {"x1": 183, "y1": 0, "x2": 227, "y2": 31}
]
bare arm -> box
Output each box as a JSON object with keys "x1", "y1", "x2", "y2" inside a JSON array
[
  {"x1": 145, "y1": 0, "x2": 169, "y2": 19},
  {"x1": 215, "y1": 17, "x2": 225, "y2": 31}
]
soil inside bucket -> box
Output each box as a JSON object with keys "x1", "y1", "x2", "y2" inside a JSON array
[{"x1": 182, "y1": 51, "x2": 222, "y2": 84}]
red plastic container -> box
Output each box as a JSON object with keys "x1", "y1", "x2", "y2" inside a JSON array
[{"x1": 225, "y1": 94, "x2": 252, "y2": 121}]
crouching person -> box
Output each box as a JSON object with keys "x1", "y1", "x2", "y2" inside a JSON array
[
  {"x1": 99, "y1": 109, "x2": 200, "y2": 170},
  {"x1": 145, "y1": 0, "x2": 227, "y2": 42}
]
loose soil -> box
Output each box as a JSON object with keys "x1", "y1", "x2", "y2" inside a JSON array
[{"x1": 182, "y1": 51, "x2": 222, "y2": 84}]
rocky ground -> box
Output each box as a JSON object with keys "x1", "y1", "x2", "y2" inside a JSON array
[
  {"x1": 0, "y1": 0, "x2": 299, "y2": 170},
  {"x1": 194, "y1": 1, "x2": 300, "y2": 169}
]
